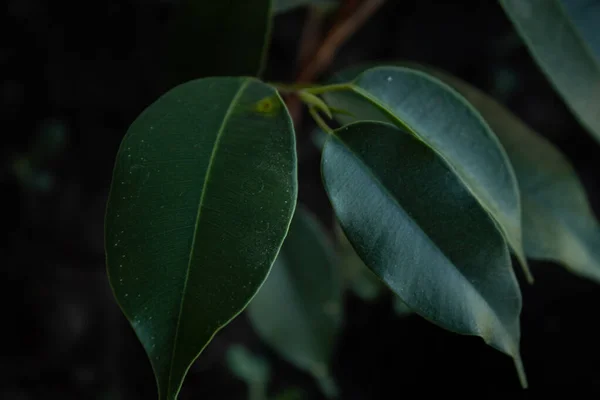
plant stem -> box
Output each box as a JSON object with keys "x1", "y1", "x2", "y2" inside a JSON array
[
  {"x1": 303, "y1": 83, "x2": 352, "y2": 95},
  {"x1": 309, "y1": 107, "x2": 334, "y2": 135},
  {"x1": 283, "y1": 0, "x2": 387, "y2": 127},
  {"x1": 297, "y1": 0, "x2": 387, "y2": 83}
]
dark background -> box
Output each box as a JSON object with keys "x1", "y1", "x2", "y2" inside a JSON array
[{"x1": 2, "y1": 0, "x2": 600, "y2": 398}]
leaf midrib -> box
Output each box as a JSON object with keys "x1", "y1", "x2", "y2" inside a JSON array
[
  {"x1": 327, "y1": 130, "x2": 515, "y2": 352},
  {"x1": 166, "y1": 79, "x2": 250, "y2": 397}
]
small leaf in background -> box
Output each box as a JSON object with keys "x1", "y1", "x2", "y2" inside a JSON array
[
  {"x1": 247, "y1": 205, "x2": 343, "y2": 398},
  {"x1": 226, "y1": 344, "x2": 270, "y2": 400},
  {"x1": 323, "y1": 66, "x2": 532, "y2": 283},
  {"x1": 392, "y1": 296, "x2": 412, "y2": 318},
  {"x1": 273, "y1": 0, "x2": 338, "y2": 14},
  {"x1": 410, "y1": 63, "x2": 600, "y2": 284},
  {"x1": 334, "y1": 219, "x2": 412, "y2": 317},
  {"x1": 105, "y1": 77, "x2": 297, "y2": 400},
  {"x1": 162, "y1": 0, "x2": 272, "y2": 87},
  {"x1": 12, "y1": 157, "x2": 54, "y2": 193},
  {"x1": 310, "y1": 128, "x2": 329, "y2": 151},
  {"x1": 333, "y1": 221, "x2": 384, "y2": 302},
  {"x1": 500, "y1": 0, "x2": 600, "y2": 143},
  {"x1": 11, "y1": 118, "x2": 67, "y2": 193},
  {"x1": 322, "y1": 121, "x2": 526, "y2": 387}
]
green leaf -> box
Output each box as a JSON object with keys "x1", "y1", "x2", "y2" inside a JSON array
[
  {"x1": 226, "y1": 344, "x2": 270, "y2": 400},
  {"x1": 273, "y1": 0, "x2": 338, "y2": 14},
  {"x1": 322, "y1": 66, "x2": 533, "y2": 283},
  {"x1": 500, "y1": 0, "x2": 600, "y2": 142},
  {"x1": 335, "y1": 219, "x2": 413, "y2": 316},
  {"x1": 163, "y1": 0, "x2": 272, "y2": 87},
  {"x1": 409, "y1": 63, "x2": 600, "y2": 284},
  {"x1": 247, "y1": 205, "x2": 343, "y2": 398},
  {"x1": 321, "y1": 121, "x2": 526, "y2": 387},
  {"x1": 392, "y1": 296, "x2": 412, "y2": 317},
  {"x1": 105, "y1": 77, "x2": 297, "y2": 400}
]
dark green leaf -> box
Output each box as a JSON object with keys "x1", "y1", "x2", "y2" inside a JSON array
[
  {"x1": 322, "y1": 66, "x2": 532, "y2": 282},
  {"x1": 335, "y1": 220, "x2": 412, "y2": 316},
  {"x1": 321, "y1": 121, "x2": 526, "y2": 386},
  {"x1": 247, "y1": 205, "x2": 342, "y2": 398},
  {"x1": 162, "y1": 0, "x2": 272, "y2": 87},
  {"x1": 105, "y1": 77, "x2": 297, "y2": 400},
  {"x1": 410, "y1": 64, "x2": 600, "y2": 284},
  {"x1": 500, "y1": 0, "x2": 600, "y2": 142}
]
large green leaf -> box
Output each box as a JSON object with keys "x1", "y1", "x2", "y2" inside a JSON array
[
  {"x1": 322, "y1": 66, "x2": 532, "y2": 282},
  {"x1": 409, "y1": 63, "x2": 600, "y2": 284},
  {"x1": 321, "y1": 121, "x2": 526, "y2": 386},
  {"x1": 247, "y1": 205, "x2": 342, "y2": 398},
  {"x1": 105, "y1": 77, "x2": 297, "y2": 400},
  {"x1": 273, "y1": 0, "x2": 338, "y2": 14},
  {"x1": 163, "y1": 0, "x2": 272, "y2": 87},
  {"x1": 500, "y1": 0, "x2": 600, "y2": 143}
]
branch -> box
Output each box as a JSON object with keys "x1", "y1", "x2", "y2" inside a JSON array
[
  {"x1": 297, "y1": 0, "x2": 386, "y2": 83},
  {"x1": 286, "y1": 0, "x2": 386, "y2": 126}
]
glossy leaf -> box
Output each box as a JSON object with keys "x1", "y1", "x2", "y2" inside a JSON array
[
  {"x1": 321, "y1": 121, "x2": 526, "y2": 386},
  {"x1": 410, "y1": 63, "x2": 600, "y2": 284},
  {"x1": 105, "y1": 77, "x2": 297, "y2": 400},
  {"x1": 500, "y1": 0, "x2": 600, "y2": 142},
  {"x1": 274, "y1": 0, "x2": 338, "y2": 14},
  {"x1": 335, "y1": 220, "x2": 412, "y2": 316},
  {"x1": 247, "y1": 205, "x2": 342, "y2": 398},
  {"x1": 322, "y1": 66, "x2": 532, "y2": 282},
  {"x1": 163, "y1": 0, "x2": 272, "y2": 87}
]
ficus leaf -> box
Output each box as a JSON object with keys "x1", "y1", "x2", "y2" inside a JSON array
[
  {"x1": 409, "y1": 63, "x2": 600, "y2": 284},
  {"x1": 322, "y1": 66, "x2": 533, "y2": 283},
  {"x1": 321, "y1": 121, "x2": 526, "y2": 387},
  {"x1": 500, "y1": 0, "x2": 600, "y2": 143},
  {"x1": 247, "y1": 205, "x2": 343, "y2": 398},
  {"x1": 105, "y1": 77, "x2": 297, "y2": 400}
]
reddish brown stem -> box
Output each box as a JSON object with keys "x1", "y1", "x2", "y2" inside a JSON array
[{"x1": 287, "y1": 0, "x2": 386, "y2": 125}]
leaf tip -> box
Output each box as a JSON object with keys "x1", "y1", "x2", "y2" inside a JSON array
[
  {"x1": 514, "y1": 356, "x2": 528, "y2": 389},
  {"x1": 517, "y1": 254, "x2": 535, "y2": 285},
  {"x1": 311, "y1": 364, "x2": 339, "y2": 399}
]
